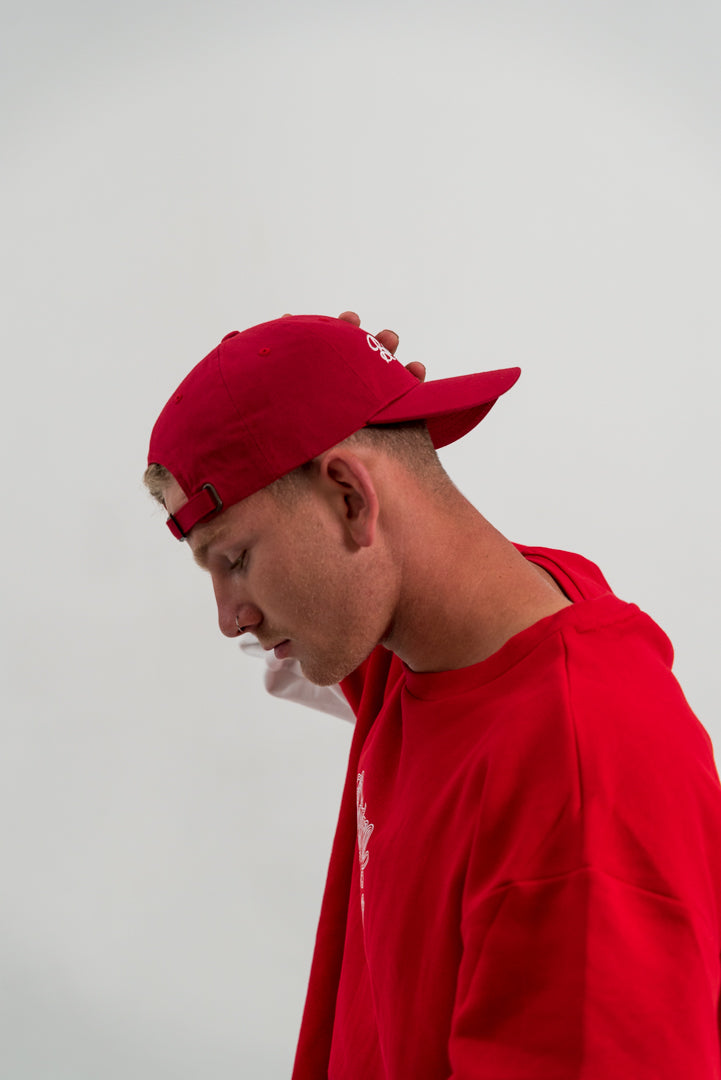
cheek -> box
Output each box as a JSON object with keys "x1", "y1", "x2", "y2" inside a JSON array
[
  {"x1": 260, "y1": 550, "x2": 328, "y2": 622},
  {"x1": 263, "y1": 518, "x2": 361, "y2": 628}
]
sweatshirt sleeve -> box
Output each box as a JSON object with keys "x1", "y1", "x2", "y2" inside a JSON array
[{"x1": 448, "y1": 865, "x2": 721, "y2": 1078}]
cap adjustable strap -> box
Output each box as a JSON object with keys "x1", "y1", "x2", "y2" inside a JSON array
[{"x1": 166, "y1": 483, "x2": 223, "y2": 540}]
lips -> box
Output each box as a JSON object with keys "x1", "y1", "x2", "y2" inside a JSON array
[{"x1": 259, "y1": 636, "x2": 292, "y2": 659}]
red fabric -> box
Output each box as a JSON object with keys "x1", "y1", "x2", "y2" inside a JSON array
[{"x1": 292, "y1": 547, "x2": 721, "y2": 1079}]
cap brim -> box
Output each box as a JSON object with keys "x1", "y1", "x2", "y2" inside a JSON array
[{"x1": 369, "y1": 367, "x2": 521, "y2": 449}]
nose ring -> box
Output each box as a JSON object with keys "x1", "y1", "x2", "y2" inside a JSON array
[{"x1": 235, "y1": 615, "x2": 246, "y2": 634}]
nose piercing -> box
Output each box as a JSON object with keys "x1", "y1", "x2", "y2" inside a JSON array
[{"x1": 235, "y1": 615, "x2": 246, "y2": 634}]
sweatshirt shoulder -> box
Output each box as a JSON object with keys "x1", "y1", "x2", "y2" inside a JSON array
[{"x1": 516, "y1": 543, "x2": 615, "y2": 601}]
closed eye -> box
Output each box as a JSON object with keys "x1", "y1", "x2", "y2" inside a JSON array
[{"x1": 228, "y1": 551, "x2": 248, "y2": 573}]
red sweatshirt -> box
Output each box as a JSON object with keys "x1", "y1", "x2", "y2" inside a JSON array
[{"x1": 292, "y1": 548, "x2": 721, "y2": 1079}]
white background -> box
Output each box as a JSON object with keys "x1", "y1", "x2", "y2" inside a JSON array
[{"x1": 2, "y1": 1, "x2": 719, "y2": 1076}]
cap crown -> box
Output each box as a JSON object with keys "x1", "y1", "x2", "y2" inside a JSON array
[{"x1": 149, "y1": 315, "x2": 419, "y2": 508}]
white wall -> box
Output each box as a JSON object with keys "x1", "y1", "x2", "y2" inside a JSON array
[{"x1": 2, "y1": 1, "x2": 719, "y2": 1075}]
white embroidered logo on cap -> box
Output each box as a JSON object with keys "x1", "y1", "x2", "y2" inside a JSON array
[{"x1": 366, "y1": 334, "x2": 395, "y2": 364}]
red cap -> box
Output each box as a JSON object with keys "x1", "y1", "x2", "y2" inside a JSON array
[{"x1": 148, "y1": 315, "x2": 520, "y2": 539}]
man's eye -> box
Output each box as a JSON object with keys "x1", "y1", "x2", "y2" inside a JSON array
[{"x1": 229, "y1": 551, "x2": 247, "y2": 572}]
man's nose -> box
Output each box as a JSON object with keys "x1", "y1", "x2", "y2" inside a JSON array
[{"x1": 218, "y1": 601, "x2": 262, "y2": 639}]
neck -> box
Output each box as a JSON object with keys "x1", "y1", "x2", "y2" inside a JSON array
[{"x1": 382, "y1": 488, "x2": 571, "y2": 673}]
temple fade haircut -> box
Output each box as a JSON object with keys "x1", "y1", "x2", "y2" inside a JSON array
[{"x1": 144, "y1": 421, "x2": 452, "y2": 510}]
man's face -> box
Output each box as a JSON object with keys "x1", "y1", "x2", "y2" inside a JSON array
[{"x1": 163, "y1": 475, "x2": 395, "y2": 686}]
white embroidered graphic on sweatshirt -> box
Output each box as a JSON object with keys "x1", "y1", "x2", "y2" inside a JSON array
[{"x1": 356, "y1": 771, "x2": 374, "y2": 924}]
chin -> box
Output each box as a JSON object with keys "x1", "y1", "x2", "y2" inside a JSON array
[
  {"x1": 299, "y1": 643, "x2": 375, "y2": 688},
  {"x1": 299, "y1": 659, "x2": 351, "y2": 688}
]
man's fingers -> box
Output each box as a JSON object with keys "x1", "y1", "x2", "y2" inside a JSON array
[
  {"x1": 405, "y1": 360, "x2": 426, "y2": 383},
  {"x1": 337, "y1": 313, "x2": 402, "y2": 362},
  {"x1": 374, "y1": 328, "x2": 399, "y2": 355}
]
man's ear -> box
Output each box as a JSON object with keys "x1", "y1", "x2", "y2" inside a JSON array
[{"x1": 317, "y1": 450, "x2": 379, "y2": 548}]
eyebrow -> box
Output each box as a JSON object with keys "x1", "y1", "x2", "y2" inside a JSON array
[
  {"x1": 192, "y1": 544, "x2": 211, "y2": 570},
  {"x1": 191, "y1": 525, "x2": 225, "y2": 570}
]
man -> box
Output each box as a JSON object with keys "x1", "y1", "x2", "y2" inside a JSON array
[{"x1": 146, "y1": 312, "x2": 721, "y2": 1078}]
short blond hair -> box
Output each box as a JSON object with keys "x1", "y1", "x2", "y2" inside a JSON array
[{"x1": 143, "y1": 462, "x2": 173, "y2": 506}]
